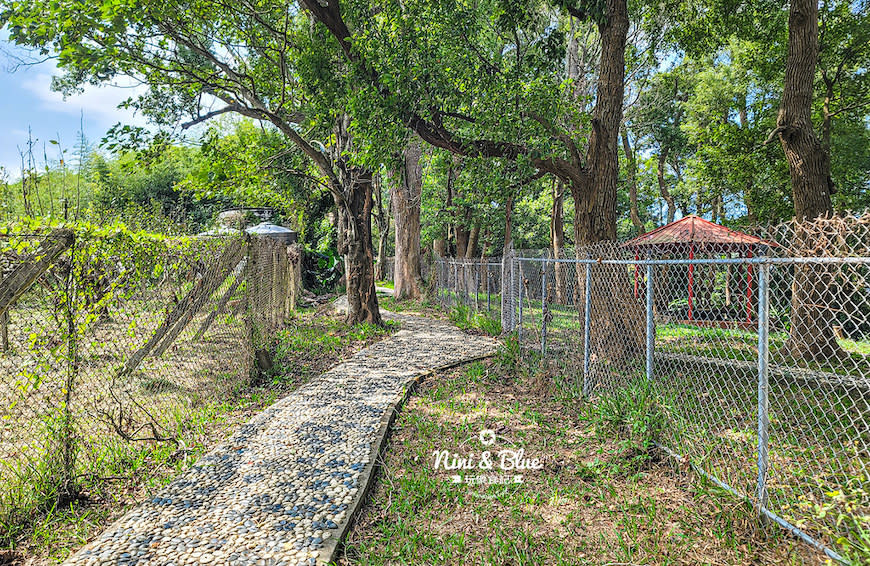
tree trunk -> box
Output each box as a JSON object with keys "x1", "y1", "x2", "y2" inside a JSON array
[
  {"x1": 376, "y1": 231, "x2": 389, "y2": 281},
  {"x1": 392, "y1": 141, "x2": 423, "y2": 300},
  {"x1": 776, "y1": 0, "x2": 843, "y2": 361},
  {"x1": 334, "y1": 115, "x2": 381, "y2": 325},
  {"x1": 567, "y1": 0, "x2": 644, "y2": 369},
  {"x1": 501, "y1": 195, "x2": 514, "y2": 332},
  {"x1": 465, "y1": 225, "x2": 480, "y2": 259},
  {"x1": 621, "y1": 129, "x2": 644, "y2": 234},
  {"x1": 433, "y1": 239, "x2": 447, "y2": 257},
  {"x1": 373, "y1": 174, "x2": 390, "y2": 281},
  {"x1": 569, "y1": 0, "x2": 627, "y2": 246},
  {"x1": 455, "y1": 223, "x2": 470, "y2": 258},
  {"x1": 551, "y1": 181, "x2": 567, "y2": 304},
  {"x1": 337, "y1": 176, "x2": 381, "y2": 325},
  {"x1": 657, "y1": 146, "x2": 675, "y2": 224},
  {"x1": 738, "y1": 99, "x2": 758, "y2": 225}
]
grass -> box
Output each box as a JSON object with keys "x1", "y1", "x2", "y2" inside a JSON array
[
  {"x1": 448, "y1": 304, "x2": 503, "y2": 336},
  {"x1": 510, "y1": 303, "x2": 870, "y2": 376},
  {"x1": 2, "y1": 309, "x2": 397, "y2": 565},
  {"x1": 336, "y1": 354, "x2": 821, "y2": 565},
  {"x1": 267, "y1": 309, "x2": 397, "y2": 385},
  {"x1": 377, "y1": 294, "x2": 443, "y2": 317}
]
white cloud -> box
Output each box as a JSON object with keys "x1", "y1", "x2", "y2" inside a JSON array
[{"x1": 19, "y1": 69, "x2": 149, "y2": 128}]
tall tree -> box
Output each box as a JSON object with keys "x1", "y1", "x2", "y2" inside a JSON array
[
  {"x1": 621, "y1": 130, "x2": 645, "y2": 233},
  {"x1": 568, "y1": 0, "x2": 629, "y2": 245},
  {"x1": 298, "y1": 0, "x2": 631, "y2": 245},
  {"x1": 390, "y1": 141, "x2": 424, "y2": 300},
  {"x1": 773, "y1": 0, "x2": 843, "y2": 360},
  {"x1": 373, "y1": 173, "x2": 391, "y2": 281}
]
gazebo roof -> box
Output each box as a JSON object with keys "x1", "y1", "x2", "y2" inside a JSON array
[{"x1": 623, "y1": 215, "x2": 779, "y2": 251}]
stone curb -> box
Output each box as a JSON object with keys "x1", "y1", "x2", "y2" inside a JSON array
[{"x1": 318, "y1": 353, "x2": 494, "y2": 566}]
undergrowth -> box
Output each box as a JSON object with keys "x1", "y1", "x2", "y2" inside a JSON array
[
  {"x1": 591, "y1": 378, "x2": 670, "y2": 470},
  {"x1": 340, "y1": 356, "x2": 815, "y2": 565},
  {"x1": 449, "y1": 304, "x2": 502, "y2": 336}
]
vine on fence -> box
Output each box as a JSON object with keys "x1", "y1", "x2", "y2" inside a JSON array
[{"x1": 0, "y1": 219, "x2": 299, "y2": 540}]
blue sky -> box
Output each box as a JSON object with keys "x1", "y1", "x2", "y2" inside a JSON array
[{"x1": 0, "y1": 34, "x2": 147, "y2": 181}]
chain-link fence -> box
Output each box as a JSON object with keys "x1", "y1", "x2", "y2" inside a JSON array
[
  {"x1": 0, "y1": 228, "x2": 299, "y2": 537},
  {"x1": 378, "y1": 256, "x2": 432, "y2": 284},
  {"x1": 434, "y1": 215, "x2": 869, "y2": 564},
  {"x1": 433, "y1": 257, "x2": 504, "y2": 317}
]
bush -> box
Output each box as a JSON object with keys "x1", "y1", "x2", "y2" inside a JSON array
[
  {"x1": 594, "y1": 379, "x2": 669, "y2": 461},
  {"x1": 475, "y1": 314, "x2": 502, "y2": 336},
  {"x1": 448, "y1": 305, "x2": 501, "y2": 336},
  {"x1": 448, "y1": 304, "x2": 472, "y2": 329},
  {"x1": 495, "y1": 334, "x2": 522, "y2": 373}
]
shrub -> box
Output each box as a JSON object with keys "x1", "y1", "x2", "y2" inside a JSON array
[
  {"x1": 448, "y1": 304, "x2": 471, "y2": 328},
  {"x1": 474, "y1": 314, "x2": 502, "y2": 336},
  {"x1": 594, "y1": 378, "x2": 669, "y2": 459}
]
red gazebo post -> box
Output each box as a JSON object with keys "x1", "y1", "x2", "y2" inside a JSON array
[
  {"x1": 621, "y1": 216, "x2": 779, "y2": 327},
  {"x1": 688, "y1": 243, "x2": 695, "y2": 321}
]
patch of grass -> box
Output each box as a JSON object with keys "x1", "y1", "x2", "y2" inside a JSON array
[
  {"x1": 375, "y1": 280, "x2": 394, "y2": 290},
  {"x1": 378, "y1": 295, "x2": 441, "y2": 316},
  {"x1": 448, "y1": 304, "x2": 502, "y2": 337},
  {"x1": 591, "y1": 378, "x2": 670, "y2": 471},
  {"x1": 268, "y1": 311, "x2": 397, "y2": 385},
  {"x1": 839, "y1": 337, "x2": 870, "y2": 356},
  {"x1": 338, "y1": 358, "x2": 819, "y2": 566}
]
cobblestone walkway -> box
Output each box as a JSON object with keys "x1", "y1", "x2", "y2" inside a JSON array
[{"x1": 65, "y1": 313, "x2": 497, "y2": 566}]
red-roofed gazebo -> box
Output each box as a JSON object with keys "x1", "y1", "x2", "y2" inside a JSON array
[{"x1": 623, "y1": 215, "x2": 779, "y2": 323}]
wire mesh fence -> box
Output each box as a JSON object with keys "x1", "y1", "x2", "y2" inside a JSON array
[
  {"x1": 0, "y1": 227, "x2": 299, "y2": 535},
  {"x1": 378, "y1": 256, "x2": 432, "y2": 284},
  {"x1": 433, "y1": 258, "x2": 504, "y2": 318},
  {"x1": 434, "y1": 215, "x2": 870, "y2": 564}
]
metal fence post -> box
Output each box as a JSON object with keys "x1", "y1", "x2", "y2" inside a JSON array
[
  {"x1": 541, "y1": 260, "x2": 548, "y2": 355},
  {"x1": 501, "y1": 252, "x2": 514, "y2": 332},
  {"x1": 646, "y1": 256, "x2": 655, "y2": 381},
  {"x1": 475, "y1": 264, "x2": 480, "y2": 313},
  {"x1": 582, "y1": 260, "x2": 592, "y2": 396},
  {"x1": 441, "y1": 261, "x2": 447, "y2": 307},
  {"x1": 464, "y1": 262, "x2": 471, "y2": 306},
  {"x1": 487, "y1": 267, "x2": 491, "y2": 314},
  {"x1": 756, "y1": 261, "x2": 771, "y2": 521},
  {"x1": 453, "y1": 261, "x2": 459, "y2": 305},
  {"x1": 518, "y1": 262, "x2": 524, "y2": 346},
  {"x1": 510, "y1": 255, "x2": 517, "y2": 330}
]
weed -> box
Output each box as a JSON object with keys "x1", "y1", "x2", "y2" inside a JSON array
[
  {"x1": 474, "y1": 314, "x2": 502, "y2": 336},
  {"x1": 790, "y1": 472, "x2": 870, "y2": 564},
  {"x1": 593, "y1": 378, "x2": 669, "y2": 465},
  {"x1": 448, "y1": 305, "x2": 501, "y2": 336},
  {"x1": 495, "y1": 334, "x2": 521, "y2": 373},
  {"x1": 449, "y1": 304, "x2": 472, "y2": 329}
]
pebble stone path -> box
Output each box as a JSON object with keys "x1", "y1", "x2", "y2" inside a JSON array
[{"x1": 64, "y1": 312, "x2": 497, "y2": 566}]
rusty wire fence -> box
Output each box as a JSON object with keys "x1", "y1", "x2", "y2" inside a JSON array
[
  {"x1": 434, "y1": 215, "x2": 869, "y2": 564},
  {"x1": 0, "y1": 227, "x2": 298, "y2": 538}
]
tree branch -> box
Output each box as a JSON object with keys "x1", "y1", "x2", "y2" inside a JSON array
[{"x1": 181, "y1": 104, "x2": 245, "y2": 129}]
